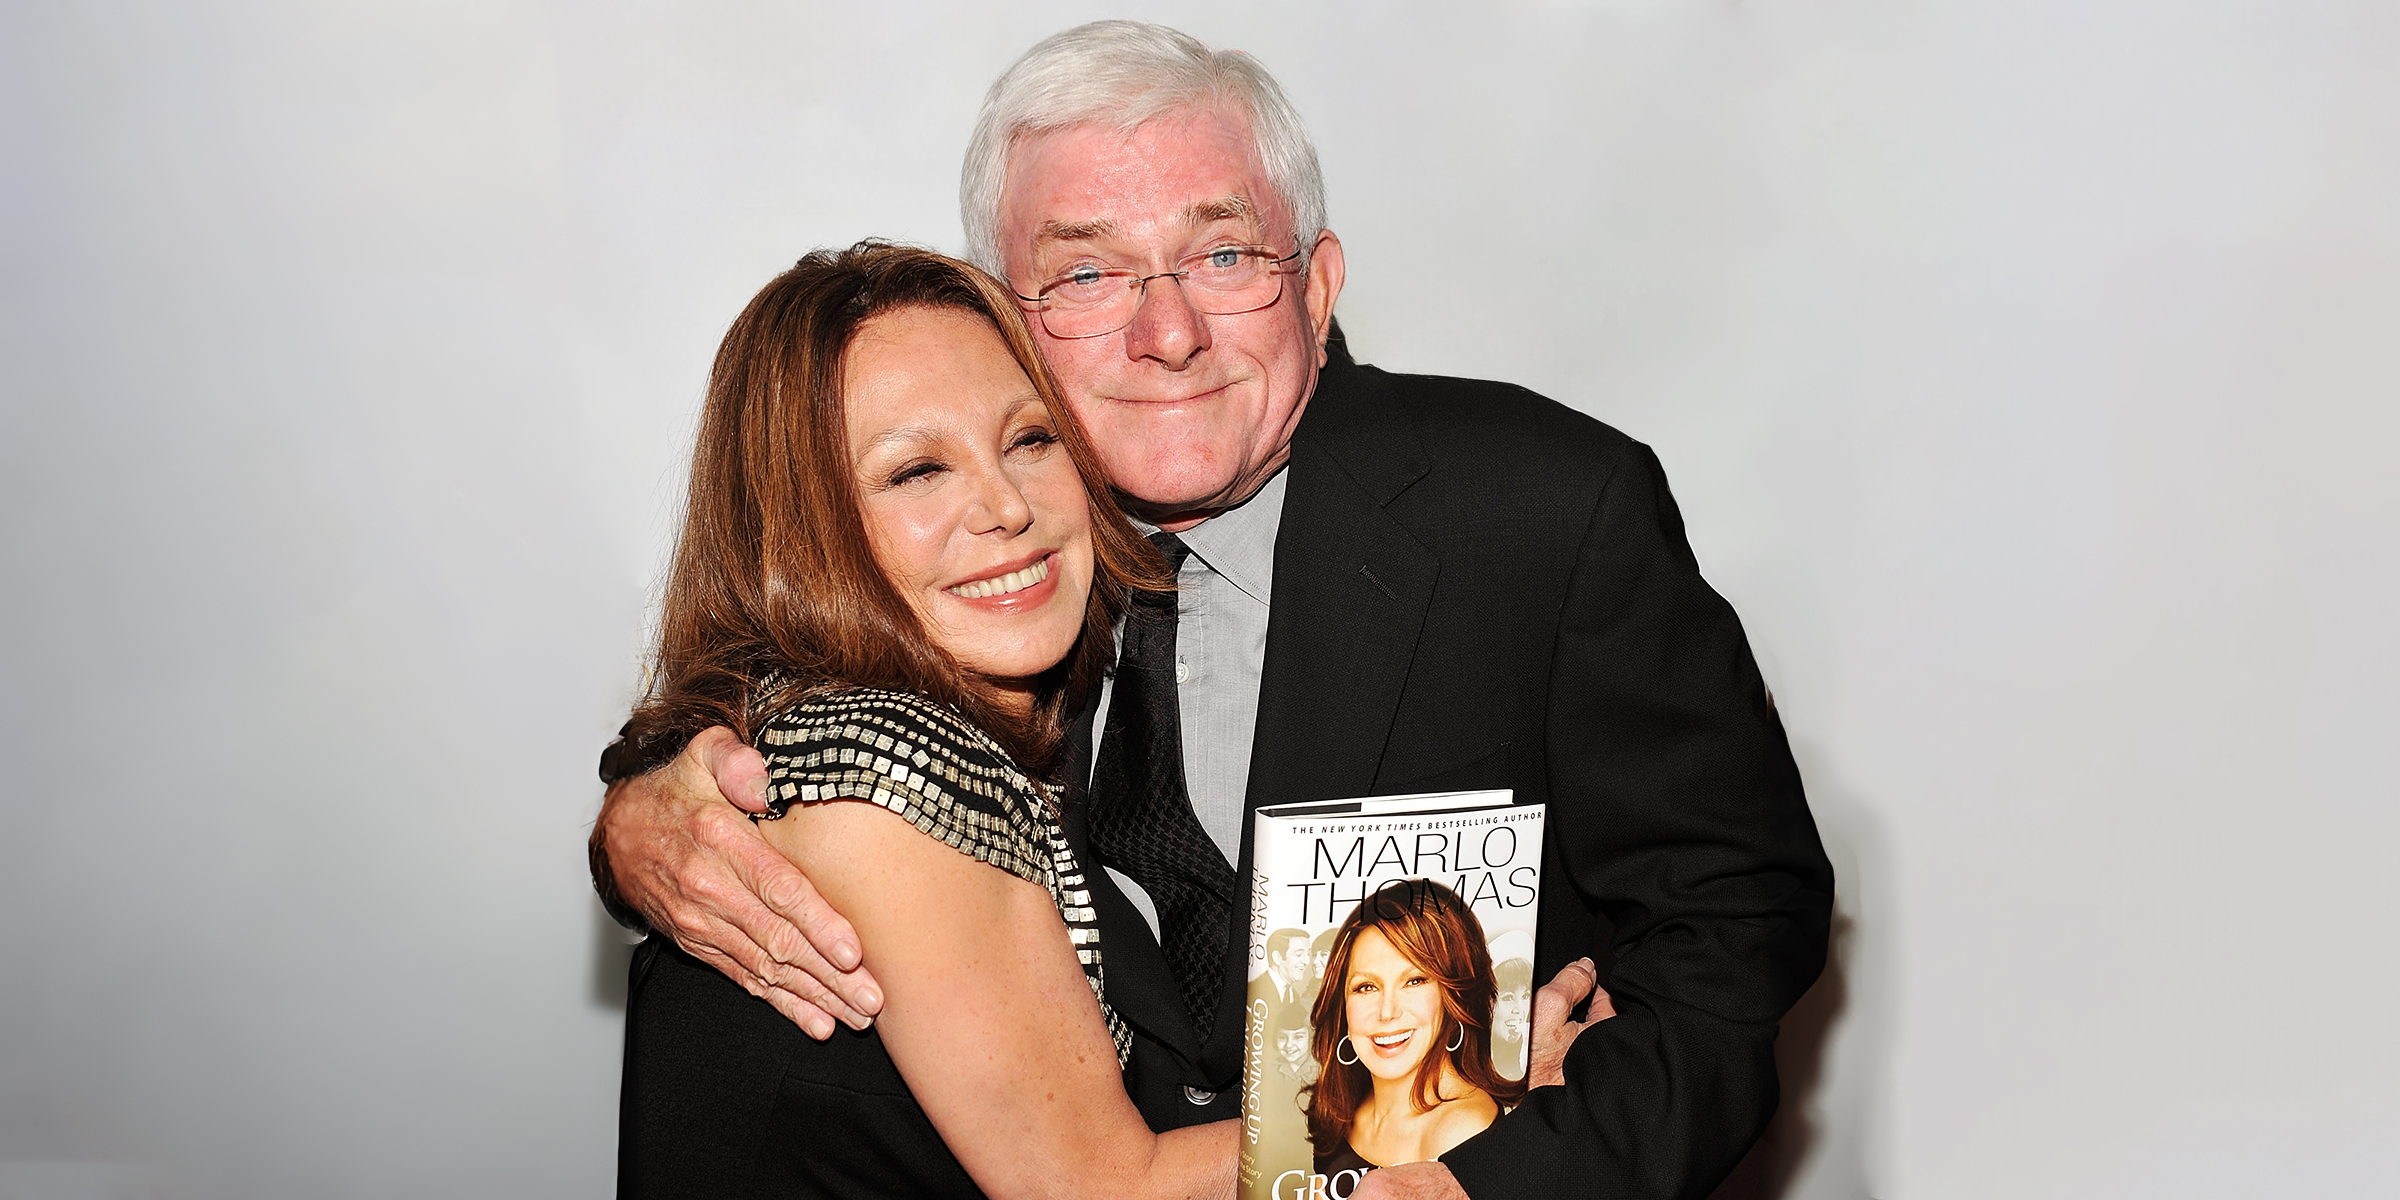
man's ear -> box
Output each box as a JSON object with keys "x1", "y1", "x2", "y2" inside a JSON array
[{"x1": 1304, "y1": 229, "x2": 1346, "y2": 364}]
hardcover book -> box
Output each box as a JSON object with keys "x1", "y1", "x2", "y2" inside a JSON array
[{"x1": 1237, "y1": 790, "x2": 1545, "y2": 1200}]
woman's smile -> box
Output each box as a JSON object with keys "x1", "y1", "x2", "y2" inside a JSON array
[{"x1": 943, "y1": 550, "x2": 1057, "y2": 603}]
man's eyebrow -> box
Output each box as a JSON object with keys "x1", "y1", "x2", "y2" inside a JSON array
[
  {"x1": 1034, "y1": 218, "x2": 1119, "y2": 245},
  {"x1": 1184, "y1": 195, "x2": 1258, "y2": 227}
]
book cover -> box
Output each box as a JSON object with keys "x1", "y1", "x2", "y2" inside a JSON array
[{"x1": 1237, "y1": 790, "x2": 1546, "y2": 1199}]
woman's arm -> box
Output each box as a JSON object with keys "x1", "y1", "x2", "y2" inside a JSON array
[{"x1": 757, "y1": 799, "x2": 1236, "y2": 1200}]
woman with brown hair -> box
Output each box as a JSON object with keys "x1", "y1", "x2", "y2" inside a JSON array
[
  {"x1": 1303, "y1": 879, "x2": 1527, "y2": 1183},
  {"x1": 609, "y1": 241, "x2": 1232, "y2": 1199}
]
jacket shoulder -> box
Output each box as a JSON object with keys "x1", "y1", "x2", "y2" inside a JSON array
[{"x1": 1353, "y1": 363, "x2": 1651, "y2": 482}]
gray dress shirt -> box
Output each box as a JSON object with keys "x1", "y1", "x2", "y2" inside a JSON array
[{"x1": 1091, "y1": 468, "x2": 1286, "y2": 935}]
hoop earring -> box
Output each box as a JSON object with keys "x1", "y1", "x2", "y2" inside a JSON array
[
  {"x1": 1335, "y1": 1036, "x2": 1360, "y2": 1066},
  {"x1": 1446, "y1": 1024, "x2": 1465, "y2": 1053}
]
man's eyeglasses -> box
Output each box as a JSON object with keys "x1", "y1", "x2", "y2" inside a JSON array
[{"x1": 1015, "y1": 245, "x2": 1303, "y2": 339}]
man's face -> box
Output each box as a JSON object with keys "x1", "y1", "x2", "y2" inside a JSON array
[
  {"x1": 1270, "y1": 934, "x2": 1311, "y2": 984},
  {"x1": 997, "y1": 105, "x2": 1345, "y2": 529}
]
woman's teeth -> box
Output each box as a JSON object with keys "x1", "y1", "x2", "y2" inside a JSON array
[
  {"x1": 947, "y1": 557, "x2": 1049, "y2": 599},
  {"x1": 1373, "y1": 1032, "x2": 1412, "y2": 1048}
]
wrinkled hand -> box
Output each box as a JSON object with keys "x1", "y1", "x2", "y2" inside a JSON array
[
  {"x1": 1528, "y1": 956, "x2": 1613, "y2": 1090},
  {"x1": 1350, "y1": 1162, "x2": 1468, "y2": 1200},
  {"x1": 592, "y1": 726, "x2": 884, "y2": 1038}
]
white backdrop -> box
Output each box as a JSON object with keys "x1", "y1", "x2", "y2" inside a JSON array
[{"x1": 3, "y1": 2, "x2": 2395, "y2": 1198}]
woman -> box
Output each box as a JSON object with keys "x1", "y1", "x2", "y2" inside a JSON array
[
  {"x1": 1303, "y1": 879, "x2": 1527, "y2": 1181},
  {"x1": 1490, "y1": 956, "x2": 1534, "y2": 1082},
  {"x1": 611, "y1": 242, "x2": 1227, "y2": 1198}
]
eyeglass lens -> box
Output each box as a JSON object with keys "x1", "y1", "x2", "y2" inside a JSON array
[{"x1": 1036, "y1": 249, "x2": 1291, "y2": 339}]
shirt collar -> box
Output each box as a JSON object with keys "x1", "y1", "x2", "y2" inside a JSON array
[{"x1": 1137, "y1": 465, "x2": 1285, "y2": 606}]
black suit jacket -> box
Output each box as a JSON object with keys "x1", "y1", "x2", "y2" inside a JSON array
[{"x1": 1073, "y1": 339, "x2": 1835, "y2": 1200}]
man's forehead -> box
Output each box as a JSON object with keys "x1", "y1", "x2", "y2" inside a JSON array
[{"x1": 1001, "y1": 108, "x2": 1283, "y2": 254}]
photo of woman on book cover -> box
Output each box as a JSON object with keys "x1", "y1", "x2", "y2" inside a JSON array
[
  {"x1": 1485, "y1": 927, "x2": 1536, "y2": 1083},
  {"x1": 1302, "y1": 878, "x2": 1528, "y2": 1180}
]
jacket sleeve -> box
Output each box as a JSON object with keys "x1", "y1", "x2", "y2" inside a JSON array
[{"x1": 1442, "y1": 442, "x2": 1835, "y2": 1200}]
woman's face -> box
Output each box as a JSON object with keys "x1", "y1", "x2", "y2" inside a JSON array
[
  {"x1": 1342, "y1": 927, "x2": 1447, "y2": 1083},
  {"x1": 1495, "y1": 986, "x2": 1531, "y2": 1044},
  {"x1": 844, "y1": 306, "x2": 1096, "y2": 698}
]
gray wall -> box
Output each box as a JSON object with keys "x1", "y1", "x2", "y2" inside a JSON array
[{"x1": 3, "y1": 2, "x2": 2394, "y2": 1197}]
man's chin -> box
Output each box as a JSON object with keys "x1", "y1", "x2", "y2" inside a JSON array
[{"x1": 1115, "y1": 476, "x2": 1242, "y2": 525}]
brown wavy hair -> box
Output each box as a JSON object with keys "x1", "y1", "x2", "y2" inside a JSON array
[
  {"x1": 1302, "y1": 879, "x2": 1526, "y2": 1152},
  {"x1": 611, "y1": 241, "x2": 1168, "y2": 778}
]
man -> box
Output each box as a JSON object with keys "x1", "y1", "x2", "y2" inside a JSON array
[
  {"x1": 1265, "y1": 928, "x2": 1315, "y2": 1013},
  {"x1": 594, "y1": 21, "x2": 1831, "y2": 1199}
]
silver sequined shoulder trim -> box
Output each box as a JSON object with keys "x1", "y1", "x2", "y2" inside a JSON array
[{"x1": 755, "y1": 688, "x2": 1128, "y2": 1067}]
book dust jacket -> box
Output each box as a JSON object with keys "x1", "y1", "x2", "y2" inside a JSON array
[{"x1": 1238, "y1": 791, "x2": 1546, "y2": 1200}]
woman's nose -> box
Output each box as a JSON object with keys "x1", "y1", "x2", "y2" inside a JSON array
[{"x1": 966, "y1": 464, "x2": 1032, "y2": 535}]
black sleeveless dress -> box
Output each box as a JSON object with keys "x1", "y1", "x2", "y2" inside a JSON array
[{"x1": 618, "y1": 689, "x2": 1125, "y2": 1199}]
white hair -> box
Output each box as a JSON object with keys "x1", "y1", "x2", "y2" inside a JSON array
[{"x1": 959, "y1": 20, "x2": 1327, "y2": 278}]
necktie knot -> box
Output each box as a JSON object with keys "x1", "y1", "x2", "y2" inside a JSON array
[
  {"x1": 1148, "y1": 529, "x2": 1192, "y2": 577},
  {"x1": 1133, "y1": 531, "x2": 1190, "y2": 611}
]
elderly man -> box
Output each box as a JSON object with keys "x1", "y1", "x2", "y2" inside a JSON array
[{"x1": 595, "y1": 21, "x2": 1831, "y2": 1200}]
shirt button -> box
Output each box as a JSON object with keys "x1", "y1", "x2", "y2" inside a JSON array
[
  {"x1": 1183, "y1": 1086, "x2": 1217, "y2": 1105},
  {"x1": 1175, "y1": 659, "x2": 1190, "y2": 684}
]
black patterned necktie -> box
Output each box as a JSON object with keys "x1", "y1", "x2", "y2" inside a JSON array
[{"x1": 1088, "y1": 531, "x2": 1240, "y2": 1042}]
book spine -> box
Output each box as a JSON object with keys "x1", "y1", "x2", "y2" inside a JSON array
[{"x1": 1237, "y1": 809, "x2": 1275, "y2": 1200}]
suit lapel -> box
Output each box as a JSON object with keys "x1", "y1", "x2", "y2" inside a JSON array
[
  {"x1": 1197, "y1": 360, "x2": 1439, "y2": 1076},
  {"x1": 1241, "y1": 359, "x2": 1438, "y2": 827}
]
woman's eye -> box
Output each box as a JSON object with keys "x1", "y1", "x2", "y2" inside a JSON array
[
  {"x1": 1010, "y1": 427, "x2": 1059, "y2": 453},
  {"x1": 1404, "y1": 975, "x2": 1429, "y2": 988},
  {"x1": 886, "y1": 460, "x2": 944, "y2": 487},
  {"x1": 1351, "y1": 980, "x2": 1376, "y2": 995}
]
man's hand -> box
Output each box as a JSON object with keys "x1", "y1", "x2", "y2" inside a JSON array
[
  {"x1": 592, "y1": 726, "x2": 884, "y2": 1038},
  {"x1": 1351, "y1": 961, "x2": 1612, "y2": 1200},
  {"x1": 1351, "y1": 1162, "x2": 1468, "y2": 1200},
  {"x1": 1527, "y1": 956, "x2": 1612, "y2": 1090}
]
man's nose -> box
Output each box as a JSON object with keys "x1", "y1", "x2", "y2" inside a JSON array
[{"x1": 1121, "y1": 273, "x2": 1211, "y2": 369}]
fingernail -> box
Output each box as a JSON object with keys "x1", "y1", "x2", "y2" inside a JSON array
[
  {"x1": 845, "y1": 1011, "x2": 872, "y2": 1031},
  {"x1": 856, "y1": 984, "x2": 883, "y2": 1013},
  {"x1": 832, "y1": 939, "x2": 862, "y2": 972},
  {"x1": 807, "y1": 1017, "x2": 833, "y2": 1040},
  {"x1": 748, "y1": 778, "x2": 770, "y2": 806}
]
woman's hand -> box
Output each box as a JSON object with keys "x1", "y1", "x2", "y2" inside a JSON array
[
  {"x1": 1527, "y1": 957, "x2": 1613, "y2": 1089},
  {"x1": 591, "y1": 726, "x2": 885, "y2": 1038}
]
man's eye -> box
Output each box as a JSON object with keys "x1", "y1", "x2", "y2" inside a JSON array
[
  {"x1": 1205, "y1": 247, "x2": 1245, "y2": 269},
  {"x1": 1066, "y1": 265, "x2": 1106, "y2": 286}
]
